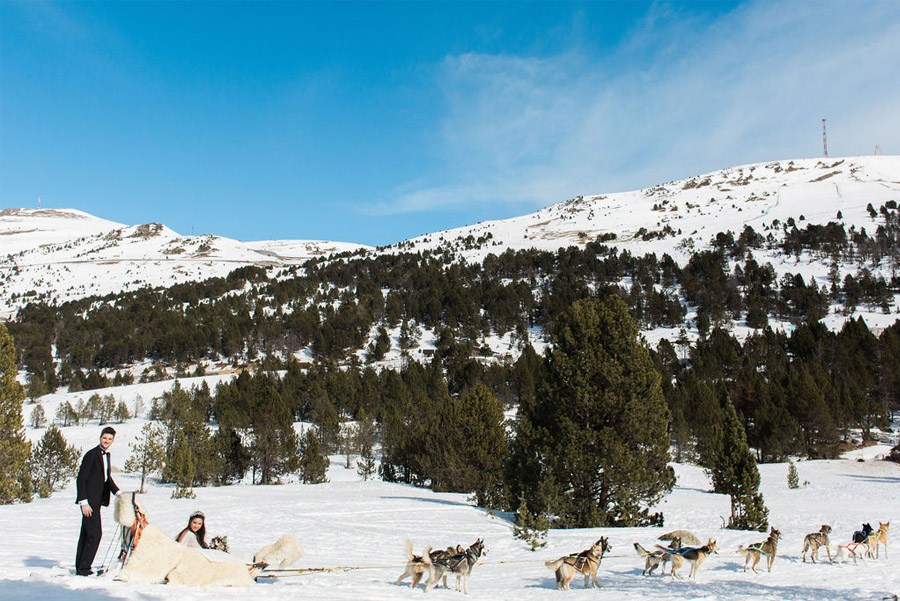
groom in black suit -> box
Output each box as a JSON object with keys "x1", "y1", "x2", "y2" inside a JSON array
[{"x1": 75, "y1": 426, "x2": 120, "y2": 576}]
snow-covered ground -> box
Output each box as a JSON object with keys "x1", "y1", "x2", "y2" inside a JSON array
[{"x1": 3, "y1": 379, "x2": 898, "y2": 601}]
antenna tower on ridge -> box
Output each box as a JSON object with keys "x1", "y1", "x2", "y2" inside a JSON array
[
  {"x1": 37, "y1": 196, "x2": 41, "y2": 209},
  {"x1": 875, "y1": 144, "x2": 882, "y2": 156},
  {"x1": 822, "y1": 118, "x2": 828, "y2": 158}
]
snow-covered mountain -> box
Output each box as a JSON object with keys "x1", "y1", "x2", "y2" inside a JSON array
[
  {"x1": 2, "y1": 156, "x2": 898, "y2": 323},
  {"x1": 390, "y1": 156, "x2": 900, "y2": 263},
  {"x1": 0, "y1": 208, "x2": 370, "y2": 320}
]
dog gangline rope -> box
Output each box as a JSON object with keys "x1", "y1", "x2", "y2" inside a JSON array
[{"x1": 251, "y1": 550, "x2": 779, "y2": 577}]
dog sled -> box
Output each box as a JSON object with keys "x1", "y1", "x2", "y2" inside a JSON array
[{"x1": 112, "y1": 493, "x2": 301, "y2": 587}]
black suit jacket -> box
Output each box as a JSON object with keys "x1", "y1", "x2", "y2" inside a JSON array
[{"x1": 75, "y1": 445, "x2": 119, "y2": 508}]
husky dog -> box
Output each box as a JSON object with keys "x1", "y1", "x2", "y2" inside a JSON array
[
  {"x1": 395, "y1": 541, "x2": 466, "y2": 588},
  {"x1": 252, "y1": 534, "x2": 304, "y2": 569},
  {"x1": 658, "y1": 530, "x2": 702, "y2": 547},
  {"x1": 634, "y1": 537, "x2": 680, "y2": 576},
  {"x1": 801, "y1": 525, "x2": 832, "y2": 563},
  {"x1": 545, "y1": 537, "x2": 611, "y2": 590},
  {"x1": 834, "y1": 542, "x2": 870, "y2": 564},
  {"x1": 424, "y1": 538, "x2": 486, "y2": 594},
  {"x1": 868, "y1": 522, "x2": 890, "y2": 559},
  {"x1": 669, "y1": 539, "x2": 718, "y2": 579},
  {"x1": 209, "y1": 535, "x2": 229, "y2": 553},
  {"x1": 738, "y1": 528, "x2": 782, "y2": 573},
  {"x1": 395, "y1": 540, "x2": 433, "y2": 588}
]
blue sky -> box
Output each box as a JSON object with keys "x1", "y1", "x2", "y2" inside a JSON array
[{"x1": 2, "y1": 1, "x2": 898, "y2": 246}]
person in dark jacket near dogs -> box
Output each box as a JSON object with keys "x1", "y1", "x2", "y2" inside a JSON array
[{"x1": 75, "y1": 426, "x2": 120, "y2": 576}]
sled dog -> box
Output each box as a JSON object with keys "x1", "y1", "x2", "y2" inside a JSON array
[
  {"x1": 801, "y1": 525, "x2": 832, "y2": 563},
  {"x1": 634, "y1": 537, "x2": 680, "y2": 576},
  {"x1": 669, "y1": 539, "x2": 718, "y2": 579},
  {"x1": 658, "y1": 529, "x2": 701, "y2": 547},
  {"x1": 868, "y1": 522, "x2": 890, "y2": 559},
  {"x1": 738, "y1": 528, "x2": 782, "y2": 573},
  {"x1": 834, "y1": 542, "x2": 871, "y2": 564},
  {"x1": 395, "y1": 541, "x2": 464, "y2": 589},
  {"x1": 252, "y1": 534, "x2": 304, "y2": 569},
  {"x1": 424, "y1": 538, "x2": 485, "y2": 594},
  {"x1": 545, "y1": 537, "x2": 611, "y2": 590}
]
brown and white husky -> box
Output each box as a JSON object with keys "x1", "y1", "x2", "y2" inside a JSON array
[
  {"x1": 669, "y1": 539, "x2": 718, "y2": 579},
  {"x1": 634, "y1": 536, "x2": 680, "y2": 576},
  {"x1": 545, "y1": 537, "x2": 611, "y2": 590},
  {"x1": 738, "y1": 528, "x2": 782, "y2": 573}
]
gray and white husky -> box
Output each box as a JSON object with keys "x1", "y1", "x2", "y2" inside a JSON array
[{"x1": 424, "y1": 538, "x2": 486, "y2": 594}]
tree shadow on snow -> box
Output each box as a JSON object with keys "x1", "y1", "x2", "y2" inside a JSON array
[
  {"x1": 379, "y1": 496, "x2": 472, "y2": 508},
  {"x1": 842, "y1": 473, "x2": 900, "y2": 485},
  {"x1": 628, "y1": 578, "x2": 886, "y2": 601}
]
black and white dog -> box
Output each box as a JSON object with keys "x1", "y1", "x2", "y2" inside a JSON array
[{"x1": 424, "y1": 538, "x2": 486, "y2": 594}]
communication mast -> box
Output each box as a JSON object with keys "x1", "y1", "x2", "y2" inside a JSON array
[
  {"x1": 875, "y1": 144, "x2": 882, "y2": 156},
  {"x1": 822, "y1": 118, "x2": 828, "y2": 158}
]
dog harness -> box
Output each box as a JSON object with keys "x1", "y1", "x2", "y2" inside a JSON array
[
  {"x1": 120, "y1": 492, "x2": 149, "y2": 563},
  {"x1": 437, "y1": 548, "x2": 478, "y2": 572},
  {"x1": 841, "y1": 542, "x2": 866, "y2": 557},
  {"x1": 746, "y1": 543, "x2": 771, "y2": 556}
]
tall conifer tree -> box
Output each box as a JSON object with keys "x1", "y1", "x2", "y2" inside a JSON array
[
  {"x1": 517, "y1": 296, "x2": 674, "y2": 527},
  {"x1": 30, "y1": 425, "x2": 79, "y2": 498},
  {"x1": 0, "y1": 323, "x2": 32, "y2": 504},
  {"x1": 716, "y1": 399, "x2": 769, "y2": 531}
]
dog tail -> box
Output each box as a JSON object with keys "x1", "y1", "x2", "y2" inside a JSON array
[
  {"x1": 404, "y1": 539, "x2": 414, "y2": 561},
  {"x1": 634, "y1": 542, "x2": 653, "y2": 557},
  {"x1": 736, "y1": 545, "x2": 749, "y2": 558},
  {"x1": 422, "y1": 546, "x2": 433, "y2": 565},
  {"x1": 544, "y1": 558, "x2": 564, "y2": 571}
]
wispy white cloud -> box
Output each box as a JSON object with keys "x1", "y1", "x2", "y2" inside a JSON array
[{"x1": 376, "y1": 0, "x2": 900, "y2": 216}]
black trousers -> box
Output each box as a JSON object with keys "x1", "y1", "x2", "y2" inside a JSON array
[{"x1": 75, "y1": 505, "x2": 102, "y2": 574}]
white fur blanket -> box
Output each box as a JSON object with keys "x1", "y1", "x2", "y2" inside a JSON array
[{"x1": 114, "y1": 494, "x2": 255, "y2": 587}]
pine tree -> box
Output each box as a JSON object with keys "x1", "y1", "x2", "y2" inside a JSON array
[
  {"x1": 114, "y1": 399, "x2": 131, "y2": 423},
  {"x1": 356, "y1": 439, "x2": 377, "y2": 481},
  {"x1": 98, "y1": 394, "x2": 116, "y2": 424},
  {"x1": 0, "y1": 323, "x2": 32, "y2": 504},
  {"x1": 30, "y1": 425, "x2": 79, "y2": 498},
  {"x1": 516, "y1": 296, "x2": 675, "y2": 527},
  {"x1": 26, "y1": 373, "x2": 47, "y2": 402},
  {"x1": 787, "y1": 459, "x2": 799, "y2": 489},
  {"x1": 55, "y1": 401, "x2": 78, "y2": 427},
  {"x1": 368, "y1": 326, "x2": 391, "y2": 362},
  {"x1": 298, "y1": 429, "x2": 329, "y2": 484},
  {"x1": 159, "y1": 382, "x2": 219, "y2": 486},
  {"x1": 124, "y1": 423, "x2": 166, "y2": 493},
  {"x1": 716, "y1": 399, "x2": 769, "y2": 531},
  {"x1": 30, "y1": 404, "x2": 47, "y2": 429},
  {"x1": 248, "y1": 377, "x2": 300, "y2": 484},
  {"x1": 512, "y1": 493, "x2": 549, "y2": 551},
  {"x1": 166, "y1": 432, "x2": 196, "y2": 499}
]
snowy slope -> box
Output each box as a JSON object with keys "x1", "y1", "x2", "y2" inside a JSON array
[
  {"x1": 2, "y1": 376, "x2": 899, "y2": 601},
  {"x1": 0, "y1": 209, "x2": 370, "y2": 319},
  {"x1": 392, "y1": 156, "x2": 900, "y2": 263},
  {"x1": 3, "y1": 156, "x2": 898, "y2": 332}
]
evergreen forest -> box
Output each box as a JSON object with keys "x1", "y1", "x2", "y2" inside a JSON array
[{"x1": 5, "y1": 203, "x2": 900, "y2": 525}]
